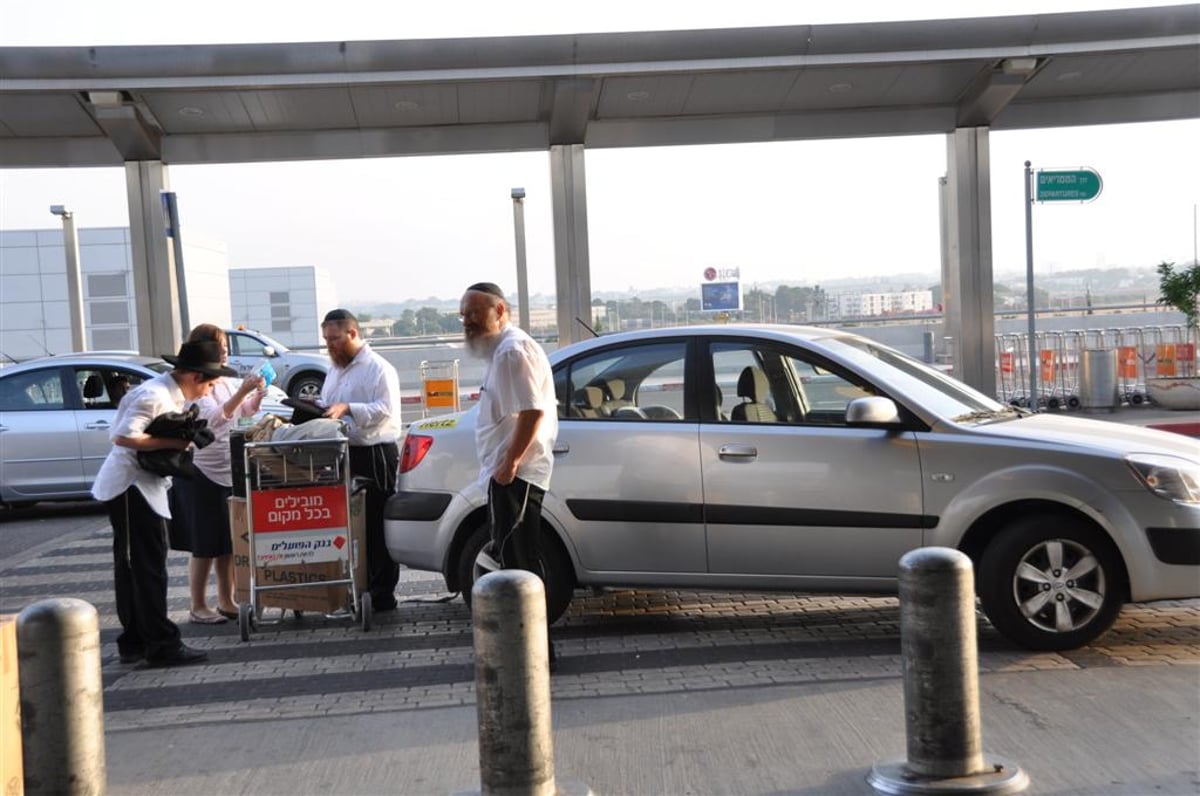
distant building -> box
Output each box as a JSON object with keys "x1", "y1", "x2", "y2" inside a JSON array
[
  {"x1": 0, "y1": 226, "x2": 231, "y2": 360},
  {"x1": 229, "y1": 266, "x2": 337, "y2": 348},
  {"x1": 834, "y1": 290, "x2": 934, "y2": 318}
]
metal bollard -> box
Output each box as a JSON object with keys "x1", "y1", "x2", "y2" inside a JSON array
[
  {"x1": 16, "y1": 598, "x2": 106, "y2": 796},
  {"x1": 868, "y1": 548, "x2": 1028, "y2": 795},
  {"x1": 468, "y1": 570, "x2": 589, "y2": 796}
]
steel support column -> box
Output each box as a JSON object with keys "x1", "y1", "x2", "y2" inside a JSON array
[
  {"x1": 550, "y1": 144, "x2": 593, "y2": 346},
  {"x1": 125, "y1": 161, "x2": 184, "y2": 356},
  {"x1": 941, "y1": 128, "x2": 995, "y2": 396}
]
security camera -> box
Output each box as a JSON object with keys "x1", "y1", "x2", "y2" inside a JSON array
[
  {"x1": 49, "y1": 204, "x2": 71, "y2": 217},
  {"x1": 511, "y1": 188, "x2": 526, "y2": 200}
]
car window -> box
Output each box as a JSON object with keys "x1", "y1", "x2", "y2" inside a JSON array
[
  {"x1": 0, "y1": 369, "x2": 66, "y2": 411},
  {"x1": 76, "y1": 367, "x2": 147, "y2": 410},
  {"x1": 229, "y1": 333, "x2": 269, "y2": 357},
  {"x1": 710, "y1": 341, "x2": 872, "y2": 426},
  {"x1": 557, "y1": 341, "x2": 689, "y2": 421}
]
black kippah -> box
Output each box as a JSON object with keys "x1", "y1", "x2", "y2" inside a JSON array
[{"x1": 466, "y1": 282, "x2": 505, "y2": 299}]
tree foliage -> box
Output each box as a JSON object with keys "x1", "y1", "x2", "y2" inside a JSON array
[{"x1": 1157, "y1": 260, "x2": 1200, "y2": 329}]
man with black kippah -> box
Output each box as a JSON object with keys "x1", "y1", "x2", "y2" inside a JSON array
[
  {"x1": 319, "y1": 308, "x2": 404, "y2": 611},
  {"x1": 460, "y1": 282, "x2": 560, "y2": 665}
]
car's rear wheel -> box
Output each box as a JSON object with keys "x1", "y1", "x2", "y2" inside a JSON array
[
  {"x1": 457, "y1": 522, "x2": 574, "y2": 624},
  {"x1": 288, "y1": 372, "x2": 325, "y2": 400},
  {"x1": 978, "y1": 515, "x2": 1125, "y2": 651}
]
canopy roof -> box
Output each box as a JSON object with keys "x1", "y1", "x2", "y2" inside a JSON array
[{"x1": 1, "y1": 5, "x2": 1197, "y2": 167}]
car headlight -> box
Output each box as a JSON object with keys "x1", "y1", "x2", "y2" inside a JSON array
[{"x1": 1126, "y1": 454, "x2": 1200, "y2": 505}]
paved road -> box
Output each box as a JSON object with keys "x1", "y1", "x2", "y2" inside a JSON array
[{"x1": 3, "y1": 514, "x2": 1198, "y2": 794}]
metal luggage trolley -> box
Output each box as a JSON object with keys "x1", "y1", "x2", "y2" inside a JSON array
[{"x1": 238, "y1": 435, "x2": 372, "y2": 640}]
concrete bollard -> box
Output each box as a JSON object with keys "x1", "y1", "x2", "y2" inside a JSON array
[
  {"x1": 468, "y1": 570, "x2": 589, "y2": 796},
  {"x1": 16, "y1": 598, "x2": 106, "y2": 796},
  {"x1": 868, "y1": 547, "x2": 1028, "y2": 795}
]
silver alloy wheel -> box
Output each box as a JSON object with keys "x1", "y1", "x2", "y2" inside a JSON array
[{"x1": 1012, "y1": 537, "x2": 1107, "y2": 634}]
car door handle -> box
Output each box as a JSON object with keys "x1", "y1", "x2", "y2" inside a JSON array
[
  {"x1": 85, "y1": 421, "x2": 112, "y2": 430},
  {"x1": 718, "y1": 444, "x2": 758, "y2": 459},
  {"x1": 552, "y1": 442, "x2": 570, "y2": 455}
]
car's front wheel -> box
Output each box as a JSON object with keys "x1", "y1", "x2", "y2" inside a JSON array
[
  {"x1": 978, "y1": 515, "x2": 1126, "y2": 651},
  {"x1": 457, "y1": 522, "x2": 574, "y2": 624},
  {"x1": 288, "y1": 372, "x2": 325, "y2": 400}
]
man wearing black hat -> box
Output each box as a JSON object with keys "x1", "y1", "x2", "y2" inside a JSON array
[
  {"x1": 92, "y1": 340, "x2": 237, "y2": 667},
  {"x1": 319, "y1": 308, "x2": 404, "y2": 611}
]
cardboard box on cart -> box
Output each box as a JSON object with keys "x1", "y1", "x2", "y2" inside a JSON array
[{"x1": 230, "y1": 490, "x2": 367, "y2": 613}]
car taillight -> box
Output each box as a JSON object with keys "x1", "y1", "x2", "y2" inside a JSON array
[{"x1": 399, "y1": 434, "x2": 434, "y2": 473}]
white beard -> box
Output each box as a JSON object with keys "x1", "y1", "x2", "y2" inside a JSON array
[{"x1": 465, "y1": 332, "x2": 501, "y2": 359}]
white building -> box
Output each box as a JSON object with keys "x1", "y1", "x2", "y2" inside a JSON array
[
  {"x1": 0, "y1": 226, "x2": 231, "y2": 361},
  {"x1": 835, "y1": 290, "x2": 934, "y2": 318},
  {"x1": 229, "y1": 266, "x2": 337, "y2": 348}
]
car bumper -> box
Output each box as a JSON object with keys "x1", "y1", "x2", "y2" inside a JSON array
[{"x1": 383, "y1": 490, "x2": 455, "y2": 572}]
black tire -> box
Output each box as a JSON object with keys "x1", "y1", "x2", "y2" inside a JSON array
[
  {"x1": 978, "y1": 515, "x2": 1125, "y2": 651},
  {"x1": 456, "y1": 522, "x2": 575, "y2": 624},
  {"x1": 288, "y1": 372, "x2": 325, "y2": 400},
  {"x1": 238, "y1": 602, "x2": 252, "y2": 642},
  {"x1": 359, "y1": 592, "x2": 373, "y2": 632}
]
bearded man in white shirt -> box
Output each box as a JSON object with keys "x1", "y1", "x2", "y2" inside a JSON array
[
  {"x1": 320, "y1": 308, "x2": 404, "y2": 612},
  {"x1": 460, "y1": 282, "x2": 559, "y2": 663},
  {"x1": 92, "y1": 340, "x2": 236, "y2": 667}
]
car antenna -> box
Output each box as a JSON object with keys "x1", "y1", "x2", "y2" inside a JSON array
[
  {"x1": 575, "y1": 316, "x2": 599, "y2": 338},
  {"x1": 27, "y1": 334, "x2": 53, "y2": 357}
]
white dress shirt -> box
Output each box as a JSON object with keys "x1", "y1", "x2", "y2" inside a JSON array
[
  {"x1": 91, "y1": 371, "x2": 185, "y2": 518},
  {"x1": 475, "y1": 324, "x2": 558, "y2": 491},
  {"x1": 320, "y1": 343, "x2": 402, "y2": 446}
]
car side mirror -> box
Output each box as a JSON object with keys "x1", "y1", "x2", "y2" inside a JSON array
[
  {"x1": 845, "y1": 396, "x2": 902, "y2": 427},
  {"x1": 262, "y1": 346, "x2": 277, "y2": 357}
]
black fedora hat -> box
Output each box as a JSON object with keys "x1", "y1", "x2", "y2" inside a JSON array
[{"x1": 162, "y1": 340, "x2": 238, "y2": 378}]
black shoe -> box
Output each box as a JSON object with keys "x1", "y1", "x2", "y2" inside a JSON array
[
  {"x1": 118, "y1": 648, "x2": 144, "y2": 664},
  {"x1": 372, "y1": 595, "x2": 398, "y2": 612},
  {"x1": 145, "y1": 644, "x2": 208, "y2": 668}
]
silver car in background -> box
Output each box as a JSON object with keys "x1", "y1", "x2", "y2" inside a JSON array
[
  {"x1": 384, "y1": 325, "x2": 1200, "y2": 651},
  {"x1": 0, "y1": 353, "x2": 289, "y2": 506}
]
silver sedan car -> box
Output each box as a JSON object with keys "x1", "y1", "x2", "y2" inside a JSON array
[
  {"x1": 384, "y1": 325, "x2": 1200, "y2": 651},
  {"x1": 0, "y1": 353, "x2": 289, "y2": 506}
]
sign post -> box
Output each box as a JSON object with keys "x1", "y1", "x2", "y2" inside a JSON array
[{"x1": 1024, "y1": 164, "x2": 1103, "y2": 409}]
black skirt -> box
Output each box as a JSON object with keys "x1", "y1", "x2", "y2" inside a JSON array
[{"x1": 167, "y1": 470, "x2": 233, "y2": 558}]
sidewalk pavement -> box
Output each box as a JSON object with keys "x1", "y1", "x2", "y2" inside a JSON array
[
  {"x1": 104, "y1": 665, "x2": 1199, "y2": 795},
  {"x1": 95, "y1": 404, "x2": 1199, "y2": 795}
]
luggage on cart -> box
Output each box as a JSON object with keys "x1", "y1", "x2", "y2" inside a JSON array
[{"x1": 233, "y1": 435, "x2": 372, "y2": 640}]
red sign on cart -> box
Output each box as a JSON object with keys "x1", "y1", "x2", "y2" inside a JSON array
[{"x1": 250, "y1": 484, "x2": 349, "y2": 566}]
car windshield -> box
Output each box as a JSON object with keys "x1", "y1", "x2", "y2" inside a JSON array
[
  {"x1": 820, "y1": 335, "x2": 1010, "y2": 421},
  {"x1": 146, "y1": 360, "x2": 172, "y2": 374},
  {"x1": 254, "y1": 332, "x2": 290, "y2": 353}
]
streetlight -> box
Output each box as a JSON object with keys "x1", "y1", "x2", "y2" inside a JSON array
[
  {"x1": 510, "y1": 187, "x2": 530, "y2": 333},
  {"x1": 50, "y1": 205, "x2": 86, "y2": 352}
]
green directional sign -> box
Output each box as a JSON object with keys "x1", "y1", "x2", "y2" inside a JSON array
[{"x1": 1036, "y1": 168, "x2": 1103, "y2": 202}]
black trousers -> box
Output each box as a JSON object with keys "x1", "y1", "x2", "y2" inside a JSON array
[
  {"x1": 349, "y1": 442, "x2": 400, "y2": 607},
  {"x1": 487, "y1": 477, "x2": 546, "y2": 576},
  {"x1": 106, "y1": 487, "x2": 182, "y2": 658}
]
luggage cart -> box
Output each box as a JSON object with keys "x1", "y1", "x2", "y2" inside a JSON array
[{"x1": 239, "y1": 436, "x2": 371, "y2": 640}]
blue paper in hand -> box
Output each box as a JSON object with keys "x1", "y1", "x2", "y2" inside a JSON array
[{"x1": 255, "y1": 360, "x2": 277, "y2": 388}]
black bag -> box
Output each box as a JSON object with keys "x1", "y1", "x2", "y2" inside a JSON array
[
  {"x1": 137, "y1": 448, "x2": 196, "y2": 479},
  {"x1": 282, "y1": 398, "x2": 328, "y2": 425}
]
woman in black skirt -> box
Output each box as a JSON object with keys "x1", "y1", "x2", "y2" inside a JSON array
[{"x1": 172, "y1": 324, "x2": 265, "y2": 624}]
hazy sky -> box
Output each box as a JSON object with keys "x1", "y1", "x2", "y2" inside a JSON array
[{"x1": 1, "y1": 1, "x2": 1197, "y2": 305}]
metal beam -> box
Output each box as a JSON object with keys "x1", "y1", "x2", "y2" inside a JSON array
[{"x1": 550, "y1": 144, "x2": 593, "y2": 347}]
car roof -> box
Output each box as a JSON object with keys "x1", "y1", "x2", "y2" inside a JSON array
[
  {"x1": 548, "y1": 323, "x2": 843, "y2": 362},
  {"x1": 0, "y1": 352, "x2": 167, "y2": 376}
]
